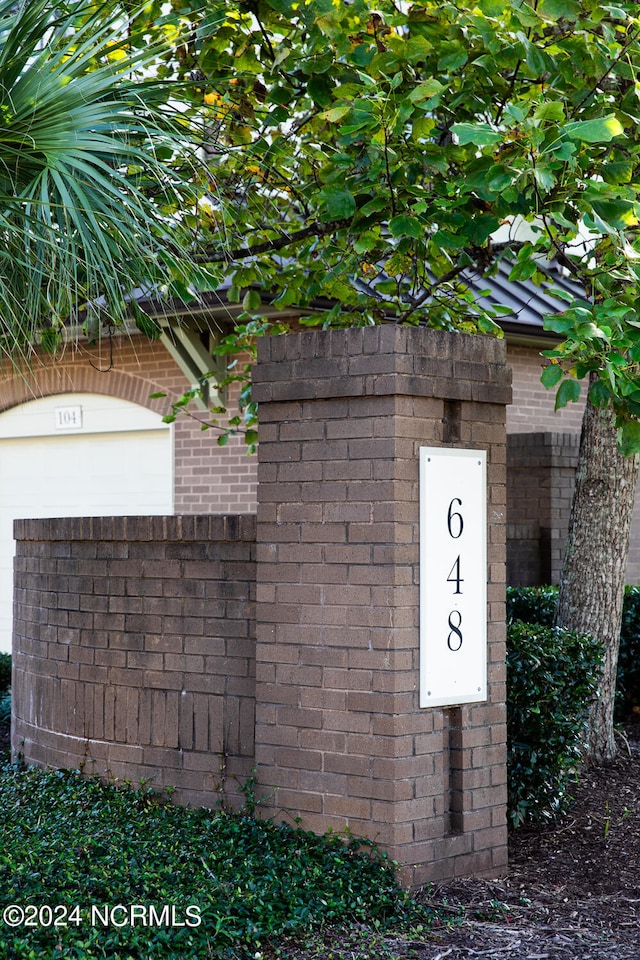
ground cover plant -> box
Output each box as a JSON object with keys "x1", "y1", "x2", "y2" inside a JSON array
[{"x1": 0, "y1": 764, "x2": 431, "y2": 959}]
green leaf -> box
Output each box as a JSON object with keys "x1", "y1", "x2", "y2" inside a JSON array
[
  {"x1": 591, "y1": 199, "x2": 639, "y2": 230},
  {"x1": 403, "y1": 36, "x2": 433, "y2": 63},
  {"x1": 322, "y1": 104, "x2": 351, "y2": 123},
  {"x1": 359, "y1": 196, "x2": 389, "y2": 216},
  {"x1": 588, "y1": 379, "x2": 611, "y2": 408},
  {"x1": 388, "y1": 215, "x2": 424, "y2": 240},
  {"x1": 576, "y1": 322, "x2": 609, "y2": 341},
  {"x1": 412, "y1": 117, "x2": 436, "y2": 140},
  {"x1": 353, "y1": 230, "x2": 380, "y2": 254},
  {"x1": 534, "y1": 101, "x2": 565, "y2": 122},
  {"x1": 617, "y1": 419, "x2": 640, "y2": 456},
  {"x1": 602, "y1": 162, "x2": 634, "y2": 185},
  {"x1": 308, "y1": 74, "x2": 334, "y2": 107},
  {"x1": 538, "y1": 0, "x2": 582, "y2": 21},
  {"x1": 509, "y1": 258, "x2": 538, "y2": 282},
  {"x1": 242, "y1": 289, "x2": 262, "y2": 312},
  {"x1": 438, "y1": 42, "x2": 468, "y2": 72},
  {"x1": 543, "y1": 313, "x2": 577, "y2": 335},
  {"x1": 319, "y1": 186, "x2": 356, "y2": 219},
  {"x1": 408, "y1": 80, "x2": 445, "y2": 103},
  {"x1": 541, "y1": 364, "x2": 563, "y2": 389},
  {"x1": 563, "y1": 116, "x2": 624, "y2": 143},
  {"x1": 555, "y1": 378, "x2": 581, "y2": 409},
  {"x1": 452, "y1": 122, "x2": 502, "y2": 146}
]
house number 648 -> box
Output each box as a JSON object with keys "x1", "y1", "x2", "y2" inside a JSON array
[
  {"x1": 447, "y1": 498, "x2": 463, "y2": 651},
  {"x1": 419, "y1": 446, "x2": 487, "y2": 708}
]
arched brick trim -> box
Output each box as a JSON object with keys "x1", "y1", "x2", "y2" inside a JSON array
[{"x1": 0, "y1": 340, "x2": 184, "y2": 416}]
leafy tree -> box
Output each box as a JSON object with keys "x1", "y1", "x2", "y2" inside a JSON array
[
  {"x1": 44, "y1": 0, "x2": 640, "y2": 759},
  {"x1": 0, "y1": 0, "x2": 210, "y2": 357}
]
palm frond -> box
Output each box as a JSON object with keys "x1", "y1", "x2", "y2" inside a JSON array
[{"x1": 0, "y1": 0, "x2": 206, "y2": 355}]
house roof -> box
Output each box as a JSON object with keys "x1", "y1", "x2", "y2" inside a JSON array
[
  {"x1": 459, "y1": 260, "x2": 583, "y2": 342},
  {"x1": 57, "y1": 258, "x2": 580, "y2": 394}
]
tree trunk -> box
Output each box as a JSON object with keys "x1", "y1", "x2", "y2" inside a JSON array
[{"x1": 555, "y1": 379, "x2": 639, "y2": 761}]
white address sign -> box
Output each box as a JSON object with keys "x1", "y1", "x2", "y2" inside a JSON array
[{"x1": 420, "y1": 447, "x2": 487, "y2": 708}]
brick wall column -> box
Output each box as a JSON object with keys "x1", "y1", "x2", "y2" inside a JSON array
[
  {"x1": 507, "y1": 432, "x2": 580, "y2": 586},
  {"x1": 252, "y1": 326, "x2": 511, "y2": 887}
]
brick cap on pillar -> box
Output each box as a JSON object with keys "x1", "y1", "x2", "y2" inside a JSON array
[{"x1": 253, "y1": 326, "x2": 512, "y2": 406}]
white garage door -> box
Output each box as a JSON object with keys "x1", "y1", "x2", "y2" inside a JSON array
[{"x1": 0, "y1": 393, "x2": 173, "y2": 653}]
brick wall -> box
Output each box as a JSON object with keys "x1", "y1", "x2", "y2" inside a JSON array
[
  {"x1": 12, "y1": 515, "x2": 256, "y2": 808},
  {"x1": 252, "y1": 326, "x2": 511, "y2": 887},
  {"x1": 507, "y1": 431, "x2": 640, "y2": 587},
  {"x1": 0, "y1": 337, "x2": 257, "y2": 514},
  {"x1": 507, "y1": 433, "x2": 580, "y2": 586},
  {"x1": 12, "y1": 326, "x2": 512, "y2": 888},
  {"x1": 506, "y1": 343, "x2": 585, "y2": 434}
]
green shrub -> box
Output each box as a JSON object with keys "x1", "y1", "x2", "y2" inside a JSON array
[
  {"x1": 0, "y1": 689, "x2": 9, "y2": 726},
  {"x1": 507, "y1": 585, "x2": 640, "y2": 721},
  {"x1": 506, "y1": 585, "x2": 556, "y2": 627},
  {"x1": 507, "y1": 620, "x2": 602, "y2": 828},
  {"x1": 618, "y1": 586, "x2": 640, "y2": 719},
  {"x1": 0, "y1": 653, "x2": 10, "y2": 695}
]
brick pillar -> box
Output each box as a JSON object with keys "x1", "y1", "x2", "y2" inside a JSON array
[
  {"x1": 507, "y1": 432, "x2": 580, "y2": 586},
  {"x1": 252, "y1": 326, "x2": 511, "y2": 887}
]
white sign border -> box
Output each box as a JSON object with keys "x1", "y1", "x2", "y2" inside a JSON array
[{"x1": 419, "y1": 446, "x2": 487, "y2": 709}]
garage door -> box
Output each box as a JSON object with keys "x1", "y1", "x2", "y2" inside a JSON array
[{"x1": 0, "y1": 393, "x2": 173, "y2": 653}]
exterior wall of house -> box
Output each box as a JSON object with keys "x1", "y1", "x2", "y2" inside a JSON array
[
  {"x1": 506, "y1": 343, "x2": 586, "y2": 434},
  {"x1": 507, "y1": 433, "x2": 580, "y2": 586},
  {"x1": 505, "y1": 345, "x2": 640, "y2": 587},
  {"x1": 0, "y1": 336, "x2": 257, "y2": 515}
]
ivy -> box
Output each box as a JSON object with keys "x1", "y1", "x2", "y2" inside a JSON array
[{"x1": 0, "y1": 765, "x2": 432, "y2": 957}]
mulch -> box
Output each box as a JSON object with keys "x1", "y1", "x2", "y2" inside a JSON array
[
  {"x1": 2, "y1": 722, "x2": 640, "y2": 958},
  {"x1": 272, "y1": 726, "x2": 640, "y2": 959},
  {"x1": 408, "y1": 723, "x2": 640, "y2": 959}
]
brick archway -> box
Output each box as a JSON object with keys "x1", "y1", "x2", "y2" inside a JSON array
[{"x1": 0, "y1": 338, "x2": 182, "y2": 416}]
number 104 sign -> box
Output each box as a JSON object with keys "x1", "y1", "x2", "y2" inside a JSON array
[{"x1": 419, "y1": 447, "x2": 487, "y2": 708}]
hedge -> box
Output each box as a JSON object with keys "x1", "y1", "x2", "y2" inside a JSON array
[
  {"x1": 507, "y1": 620, "x2": 602, "y2": 827},
  {"x1": 507, "y1": 585, "x2": 640, "y2": 720}
]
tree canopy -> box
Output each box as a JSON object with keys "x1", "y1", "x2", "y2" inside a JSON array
[
  {"x1": 123, "y1": 0, "x2": 640, "y2": 452},
  {"x1": 12, "y1": 0, "x2": 640, "y2": 453}
]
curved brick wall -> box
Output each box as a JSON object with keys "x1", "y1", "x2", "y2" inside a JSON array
[{"x1": 12, "y1": 515, "x2": 256, "y2": 809}]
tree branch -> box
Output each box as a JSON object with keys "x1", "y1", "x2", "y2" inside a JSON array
[
  {"x1": 196, "y1": 218, "x2": 352, "y2": 263},
  {"x1": 570, "y1": 26, "x2": 640, "y2": 118}
]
